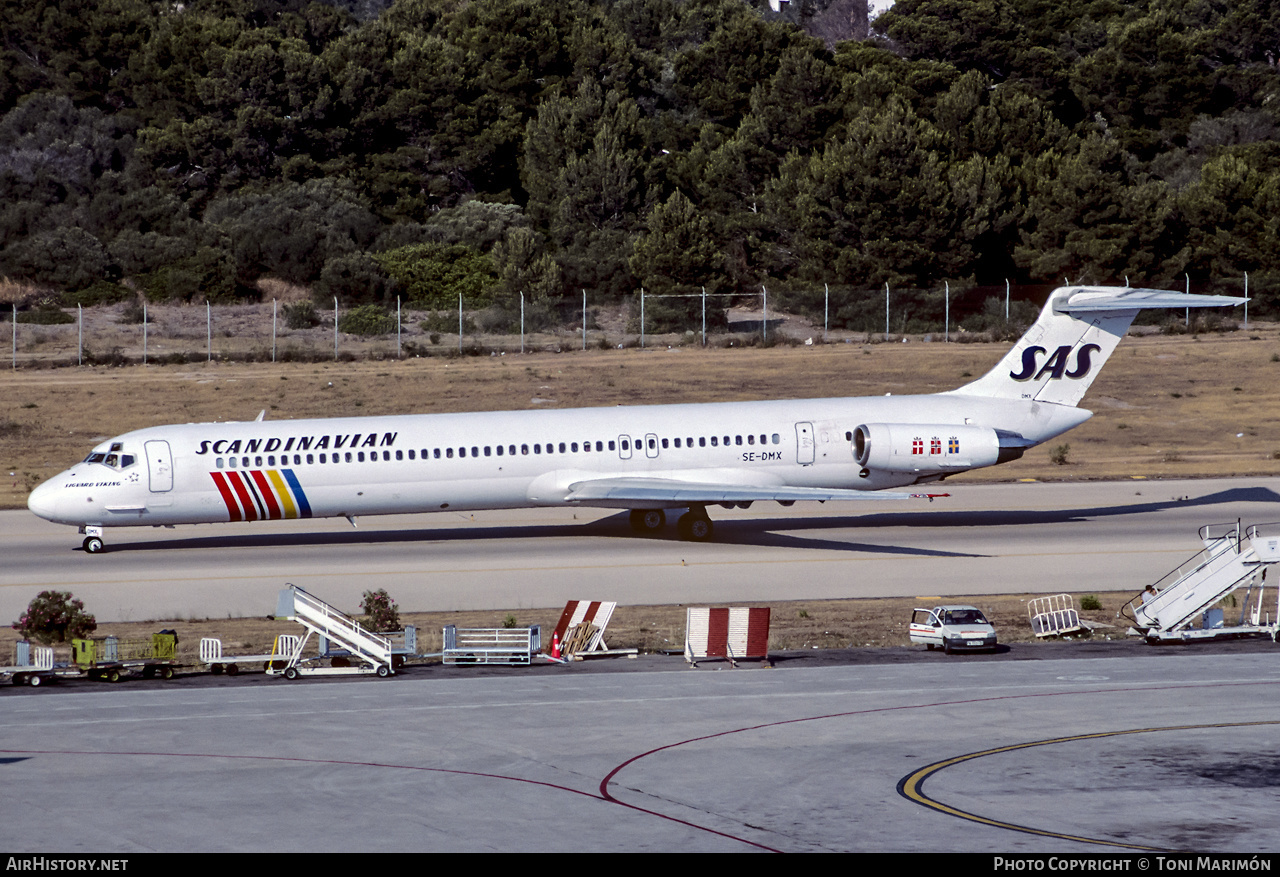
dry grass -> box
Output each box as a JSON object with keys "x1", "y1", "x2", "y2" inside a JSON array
[
  {"x1": 3, "y1": 320, "x2": 1280, "y2": 509},
  {"x1": 255, "y1": 278, "x2": 313, "y2": 303},
  {"x1": 0, "y1": 278, "x2": 47, "y2": 308},
  {"x1": 0, "y1": 591, "x2": 1137, "y2": 670}
]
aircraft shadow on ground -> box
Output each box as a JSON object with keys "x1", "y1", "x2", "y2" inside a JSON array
[{"x1": 100, "y1": 486, "x2": 1280, "y2": 556}]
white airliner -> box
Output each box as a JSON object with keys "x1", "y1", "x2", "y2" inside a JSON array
[{"x1": 27, "y1": 285, "x2": 1244, "y2": 553}]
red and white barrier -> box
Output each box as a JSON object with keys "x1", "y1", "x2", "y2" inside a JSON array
[{"x1": 684, "y1": 607, "x2": 771, "y2": 665}]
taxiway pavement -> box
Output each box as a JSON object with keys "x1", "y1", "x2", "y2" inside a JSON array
[
  {"x1": 1, "y1": 647, "x2": 1276, "y2": 852},
  {"x1": 3, "y1": 476, "x2": 1279, "y2": 622}
]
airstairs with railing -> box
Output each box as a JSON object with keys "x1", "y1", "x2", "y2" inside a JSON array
[
  {"x1": 267, "y1": 584, "x2": 395, "y2": 679},
  {"x1": 1122, "y1": 522, "x2": 1280, "y2": 644}
]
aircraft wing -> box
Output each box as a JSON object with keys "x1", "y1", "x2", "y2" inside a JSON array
[{"x1": 563, "y1": 476, "x2": 942, "y2": 506}]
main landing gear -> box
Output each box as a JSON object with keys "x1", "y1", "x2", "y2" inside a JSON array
[{"x1": 629, "y1": 507, "x2": 714, "y2": 542}]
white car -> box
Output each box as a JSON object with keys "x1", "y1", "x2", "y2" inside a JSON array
[{"x1": 909, "y1": 605, "x2": 998, "y2": 653}]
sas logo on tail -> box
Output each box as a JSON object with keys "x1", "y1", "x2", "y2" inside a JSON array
[{"x1": 1009, "y1": 344, "x2": 1102, "y2": 382}]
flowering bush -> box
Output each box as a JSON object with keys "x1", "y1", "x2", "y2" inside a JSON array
[
  {"x1": 360, "y1": 589, "x2": 401, "y2": 632},
  {"x1": 13, "y1": 590, "x2": 97, "y2": 644}
]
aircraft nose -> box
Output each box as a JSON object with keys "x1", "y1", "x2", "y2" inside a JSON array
[{"x1": 27, "y1": 476, "x2": 62, "y2": 522}]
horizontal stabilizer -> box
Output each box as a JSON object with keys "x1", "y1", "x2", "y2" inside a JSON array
[
  {"x1": 565, "y1": 476, "x2": 935, "y2": 507},
  {"x1": 1058, "y1": 288, "x2": 1247, "y2": 312}
]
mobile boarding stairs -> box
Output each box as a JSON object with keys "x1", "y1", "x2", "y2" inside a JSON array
[
  {"x1": 268, "y1": 584, "x2": 395, "y2": 679},
  {"x1": 1122, "y1": 522, "x2": 1280, "y2": 644}
]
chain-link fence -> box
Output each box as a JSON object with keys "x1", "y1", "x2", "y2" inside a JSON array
[{"x1": 3, "y1": 278, "x2": 1258, "y2": 369}]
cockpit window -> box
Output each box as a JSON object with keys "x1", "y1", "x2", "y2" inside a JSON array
[{"x1": 83, "y1": 451, "x2": 136, "y2": 470}]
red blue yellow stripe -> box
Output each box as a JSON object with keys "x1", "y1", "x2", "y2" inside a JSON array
[{"x1": 210, "y1": 469, "x2": 312, "y2": 522}]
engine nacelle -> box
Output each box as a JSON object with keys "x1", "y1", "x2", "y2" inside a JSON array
[{"x1": 852, "y1": 423, "x2": 1005, "y2": 475}]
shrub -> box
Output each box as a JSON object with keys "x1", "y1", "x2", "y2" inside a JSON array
[
  {"x1": 1049, "y1": 443, "x2": 1070, "y2": 465},
  {"x1": 1079, "y1": 595, "x2": 1102, "y2": 611},
  {"x1": 338, "y1": 304, "x2": 398, "y2": 336},
  {"x1": 360, "y1": 589, "x2": 401, "y2": 632},
  {"x1": 284, "y1": 301, "x2": 318, "y2": 329},
  {"x1": 12, "y1": 590, "x2": 97, "y2": 644}
]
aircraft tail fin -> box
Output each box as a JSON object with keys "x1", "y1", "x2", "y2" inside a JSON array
[{"x1": 950, "y1": 286, "x2": 1246, "y2": 407}]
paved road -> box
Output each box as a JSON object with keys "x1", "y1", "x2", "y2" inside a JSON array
[
  {"x1": 1, "y1": 646, "x2": 1276, "y2": 852},
  {"x1": 3, "y1": 477, "x2": 1279, "y2": 623}
]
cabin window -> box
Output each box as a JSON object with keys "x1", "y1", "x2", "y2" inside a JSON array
[
  {"x1": 356, "y1": 452, "x2": 364, "y2": 462},
  {"x1": 471, "y1": 447, "x2": 479, "y2": 457},
  {"x1": 521, "y1": 444, "x2": 529, "y2": 455},
  {"x1": 661, "y1": 438, "x2": 668, "y2": 449},
  {"x1": 305, "y1": 454, "x2": 312, "y2": 464},
  {"x1": 508, "y1": 445, "x2": 516, "y2": 456},
  {"x1": 558, "y1": 442, "x2": 566, "y2": 453},
  {"x1": 533, "y1": 444, "x2": 541, "y2": 454},
  {"x1": 772, "y1": 434, "x2": 780, "y2": 444},
  {"x1": 496, "y1": 445, "x2": 503, "y2": 456},
  {"x1": 620, "y1": 439, "x2": 629, "y2": 451},
  {"x1": 396, "y1": 450, "x2": 403, "y2": 461},
  {"x1": 484, "y1": 446, "x2": 491, "y2": 457},
  {"x1": 699, "y1": 437, "x2": 706, "y2": 447},
  {"x1": 447, "y1": 448, "x2": 454, "y2": 458},
  {"x1": 735, "y1": 436, "x2": 742, "y2": 446},
  {"x1": 434, "y1": 449, "x2": 441, "y2": 459},
  {"x1": 216, "y1": 458, "x2": 224, "y2": 469},
  {"x1": 710, "y1": 437, "x2": 718, "y2": 447},
  {"x1": 747, "y1": 435, "x2": 755, "y2": 445}
]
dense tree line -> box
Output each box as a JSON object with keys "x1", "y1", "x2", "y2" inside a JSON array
[{"x1": 1, "y1": 0, "x2": 1277, "y2": 330}]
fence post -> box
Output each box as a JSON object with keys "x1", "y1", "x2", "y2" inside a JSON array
[
  {"x1": 143, "y1": 300, "x2": 148, "y2": 365},
  {"x1": 397, "y1": 296, "x2": 401, "y2": 358},
  {"x1": 271, "y1": 299, "x2": 277, "y2": 362},
  {"x1": 458, "y1": 293, "x2": 463, "y2": 354},
  {"x1": 582, "y1": 290, "x2": 586, "y2": 350},
  {"x1": 761, "y1": 285, "x2": 767, "y2": 343},
  {"x1": 520, "y1": 291, "x2": 525, "y2": 354},
  {"x1": 823, "y1": 282, "x2": 829, "y2": 343},
  {"x1": 11, "y1": 304, "x2": 15, "y2": 370},
  {"x1": 1005, "y1": 278, "x2": 1010, "y2": 322},
  {"x1": 640, "y1": 287, "x2": 645, "y2": 349},
  {"x1": 701, "y1": 287, "x2": 706, "y2": 347},
  {"x1": 1244, "y1": 271, "x2": 1249, "y2": 328},
  {"x1": 333, "y1": 297, "x2": 338, "y2": 360},
  {"x1": 945, "y1": 281, "x2": 950, "y2": 342},
  {"x1": 1185, "y1": 273, "x2": 1190, "y2": 327},
  {"x1": 885, "y1": 282, "x2": 889, "y2": 340},
  {"x1": 78, "y1": 304, "x2": 82, "y2": 365},
  {"x1": 207, "y1": 301, "x2": 212, "y2": 361}
]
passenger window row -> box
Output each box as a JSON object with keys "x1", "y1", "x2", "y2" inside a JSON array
[{"x1": 212, "y1": 433, "x2": 784, "y2": 470}]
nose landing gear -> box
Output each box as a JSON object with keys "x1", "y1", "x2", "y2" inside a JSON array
[{"x1": 80, "y1": 526, "x2": 106, "y2": 554}]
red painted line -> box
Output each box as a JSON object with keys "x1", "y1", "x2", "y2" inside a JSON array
[
  {"x1": 249, "y1": 470, "x2": 282, "y2": 520},
  {"x1": 209, "y1": 472, "x2": 242, "y2": 523},
  {"x1": 226, "y1": 471, "x2": 259, "y2": 522}
]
